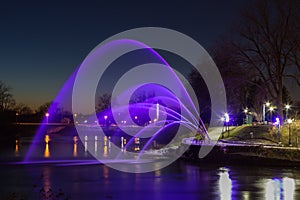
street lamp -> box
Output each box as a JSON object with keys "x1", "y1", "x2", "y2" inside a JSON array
[
  {"x1": 287, "y1": 118, "x2": 292, "y2": 146},
  {"x1": 224, "y1": 113, "x2": 230, "y2": 137},
  {"x1": 15, "y1": 112, "x2": 19, "y2": 124},
  {"x1": 285, "y1": 104, "x2": 291, "y2": 121},
  {"x1": 45, "y1": 112, "x2": 50, "y2": 124},
  {"x1": 275, "y1": 117, "x2": 281, "y2": 144},
  {"x1": 73, "y1": 113, "x2": 77, "y2": 124},
  {"x1": 269, "y1": 106, "x2": 274, "y2": 123},
  {"x1": 104, "y1": 115, "x2": 108, "y2": 126},
  {"x1": 244, "y1": 108, "x2": 248, "y2": 124},
  {"x1": 263, "y1": 102, "x2": 271, "y2": 123},
  {"x1": 220, "y1": 116, "x2": 225, "y2": 139}
]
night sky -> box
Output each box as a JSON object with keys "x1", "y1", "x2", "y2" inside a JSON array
[{"x1": 0, "y1": 0, "x2": 247, "y2": 108}]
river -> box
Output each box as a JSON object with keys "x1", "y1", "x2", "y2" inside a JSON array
[{"x1": 0, "y1": 129, "x2": 299, "y2": 200}]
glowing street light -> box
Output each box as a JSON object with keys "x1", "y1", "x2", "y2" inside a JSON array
[
  {"x1": 269, "y1": 106, "x2": 274, "y2": 122},
  {"x1": 263, "y1": 102, "x2": 271, "y2": 123},
  {"x1": 285, "y1": 104, "x2": 291, "y2": 120},
  {"x1": 45, "y1": 112, "x2": 50, "y2": 124},
  {"x1": 244, "y1": 108, "x2": 248, "y2": 124},
  {"x1": 275, "y1": 117, "x2": 281, "y2": 144},
  {"x1": 224, "y1": 113, "x2": 229, "y2": 123},
  {"x1": 15, "y1": 112, "x2": 19, "y2": 124},
  {"x1": 73, "y1": 113, "x2": 78, "y2": 124},
  {"x1": 287, "y1": 119, "x2": 292, "y2": 146},
  {"x1": 224, "y1": 113, "x2": 230, "y2": 137},
  {"x1": 104, "y1": 115, "x2": 108, "y2": 126}
]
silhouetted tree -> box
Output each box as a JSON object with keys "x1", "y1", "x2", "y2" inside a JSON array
[
  {"x1": 210, "y1": 40, "x2": 256, "y2": 114},
  {"x1": 188, "y1": 68, "x2": 211, "y2": 123},
  {"x1": 96, "y1": 93, "x2": 111, "y2": 112},
  {"x1": 234, "y1": 0, "x2": 300, "y2": 121},
  {"x1": 15, "y1": 103, "x2": 33, "y2": 115},
  {"x1": 36, "y1": 102, "x2": 51, "y2": 115},
  {"x1": 0, "y1": 81, "x2": 15, "y2": 112}
]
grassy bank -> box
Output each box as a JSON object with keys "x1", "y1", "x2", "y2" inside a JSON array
[
  {"x1": 182, "y1": 143, "x2": 300, "y2": 166},
  {"x1": 222, "y1": 120, "x2": 300, "y2": 146}
]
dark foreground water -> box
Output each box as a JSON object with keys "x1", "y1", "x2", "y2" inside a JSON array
[{"x1": 1, "y1": 133, "x2": 300, "y2": 200}]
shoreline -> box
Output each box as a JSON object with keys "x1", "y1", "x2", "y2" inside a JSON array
[{"x1": 180, "y1": 142, "x2": 300, "y2": 167}]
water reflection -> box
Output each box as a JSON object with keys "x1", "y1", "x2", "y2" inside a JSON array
[
  {"x1": 283, "y1": 177, "x2": 295, "y2": 200},
  {"x1": 73, "y1": 143, "x2": 77, "y2": 157},
  {"x1": 84, "y1": 141, "x2": 88, "y2": 152},
  {"x1": 45, "y1": 134, "x2": 50, "y2": 144},
  {"x1": 15, "y1": 140, "x2": 19, "y2": 156},
  {"x1": 103, "y1": 144, "x2": 108, "y2": 157},
  {"x1": 265, "y1": 177, "x2": 295, "y2": 200},
  {"x1": 219, "y1": 168, "x2": 232, "y2": 200},
  {"x1": 40, "y1": 166, "x2": 52, "y2": 199},
  {"x1": 44, "y1": 135, "x2": 50, "y2": 158},
  {"x1": 94, "y1": 140, "x2": 97, "y2": 156},
  {"x1": 108, "y1": 136, "x2": 111, "y2": 149},
  {"x1": 73, "y1": 136, "x2": 78, "y2": 157},
  {"x1": 134, "y1": 137, "x2": 140, "y2": 151},
  {"x1": 103, "y1": 165, "x2": 109, "y2": 179},
  {"x1": 44, "y1": 144, "x2": 50, "y2": 158},
  {"x1": 265, "y1": 178, "x2": 281, "y2": 200},
  {"x1": 242, "y1": 191, "x2": 250, "y2": 200}
]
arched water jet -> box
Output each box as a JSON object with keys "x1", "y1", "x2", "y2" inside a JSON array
[
  {"x1": 23, "y1": 28, "x2": 226, "y2": 173},
  {"x1": 137, "y1": 120, "x2": 197, "y2": 160}
]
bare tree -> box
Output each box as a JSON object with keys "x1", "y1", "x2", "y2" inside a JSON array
[
  {"x1": 211, "y1": 40, "x2": 255, "y2": 114},
  {"x1": 234, "y1": 0, "x2": 300, "y2": 121},
  {"x1": 15, "y1": 103, "x2": 33, "y2": 115},
  {"x1": 0, "y1": 81, "x2": 15, "y2": 112},
  {"x1": 97, "y1": 93, "x2": 111, "y2": 112},
  {"x1": 36, "y1": 102, "x2": 51, "y2": 115}
]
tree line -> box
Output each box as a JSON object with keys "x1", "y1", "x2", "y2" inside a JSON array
[
  {"x1": 0, "y1": 81, "x2": 72, "y2": 124},
  {"x1": 190, "y1": 0, "x2": 300, "y2": 123}
]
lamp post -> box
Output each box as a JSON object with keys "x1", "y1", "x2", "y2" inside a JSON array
[
  {"x1": 15, "y1": 112, "x2": 19, "y2": 124},
  {"x1": 45, "y1": 112, "x2": 49, "y2": 124},
  {"x1": 244, "y1": 108, "x2": 248, "y2": 124},
  {"x1": 73, "y1": 113, "x2": 77, "y2": 124},
  {"x1": 104, "y1": 115, "x2": 108, "y2": 126},
  {"x1": 263, "y1": 102, "x2": 271, "y2": 123},
  {"x1": 224, "y1": 113, "x2": 230, "y2": 137},
  {"x1": 221, "y1": 117, "x2": 225, "y2": 139},
  {"x1": 287, "y1": 119, "x2": 292, "y2": 146},
  {"x1": 285, "y1": 104, "x2": 291, "y2": 121},
  {"x1": 269, "y1": 106, "x2": 274, "y2": 123},
  {"x1": 276, "y1": 117, "x2": 281, "y2": 144}
]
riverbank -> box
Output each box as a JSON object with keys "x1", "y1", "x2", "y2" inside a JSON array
[
  {"x1": 178, "y1": 122, "x2": 300, "y2": 167},
  {"x1": 181, "y1": 141, "x2": 300, "y2": 167}
]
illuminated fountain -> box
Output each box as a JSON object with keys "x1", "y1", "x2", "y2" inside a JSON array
[{"x1": 23, "y1": 30, "x2": 226, "y2": 173}]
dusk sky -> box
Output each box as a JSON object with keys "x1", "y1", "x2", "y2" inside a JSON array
[{"x1": 0, "y1": 1, "x2": 247, "y2": 108}]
